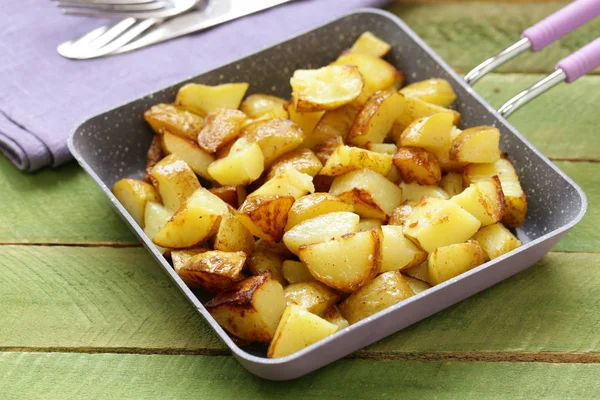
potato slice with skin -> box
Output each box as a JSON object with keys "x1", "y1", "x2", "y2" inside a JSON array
[
  {"x1": 440, "y1": 172, "x2": 464, "y2": 197},
  {"x1": 322, "y1": 306, "x2": 349, "y2": 330},
  {"x1": 291, "y1": 65, "x2": 364, "y2": 112},
  {"x1": 240, "y1": 94, "x2": 287, "y2": 119},
  {"x1": 212, "y1": 209, "x2": 255, "y2": 255},
  {"x1": 281, "y1": 260, "x2": 315, "y2": 284},
  {"x1": 266, "y1": 148, "x2": 323, "y2": 180},
  {"x1": 400, "y1": 78, "x2": 457, "y2": 108},
  {"x1": 285, "y1": 193, "x2": 354, "y2": 231},
  {"x1": 286, "y1": 102, "x2": 324, "y2": 136},
  {"x1": 176, "y1": 250, "x2": 246, "y2": 293},
  {"x1": 207, "y1": 272, "x2": 285, "y2": 342},
  {"x1": 267, "y1": 304, "x2": 338, "y2": 358},
  {"x1": 393, "y1": 146, "x2": 441, "y2": 185},
  {"x1": 348, "y1": 91, "x2": 405, "y2": 147},
  {"x1": 400, "y1": 182, "x2": 449, "y2": 202},
  {"x1": 171, "y1": 248, "x2": 208, "y2": 272},
  {"x1": 248, "y1": 247, "x2": 286, "y2": 285},
  {"x1": 428, "y1": 241, "x2": 488, "y2": 285},
  {"x1": 152, "y1": 188, "x2": 229, "y2": 249},
  {"x1": 403, "y1": 261, "x2": 429, "y2": 283},
  {"x1": 143, "y1": 201, "x2": 173, "y2": 255},
  {"x1": 299, "y1": 228, "x2": 382, "y2": 292},
  {"x1": 402, "y1": 274, "x2": 431, "y2": 294},
  {"x1": 284, "y1": 281, "x2": 340, "y2": 316},
  {"x1": 388, "y1": 204, "x2": 413, "y2": 226},
  {"x1": 150, "y1": 154, "x2": 201, "y2": 212},
  {"x1": 161, "y1": 130, "x2": 215, "y2": 180},
  {"x1": 196, "y1": 108, "x2": 247, "y2": 153},
  {"x1": 312, "y1": 136, "x2": 345, "y2": 164},
  {"x1": 240, "y1": 118, "x2": 304, "y2": 167},
  {"x1": 339, "y1": 271, "x2": 415, "y2": 324},
  {"x1": 207, "y1": 138, "x2": 264, "y2": 186},
  {"x1": 350, "y1": 31, "x2": 391, "y2": 58},
  {"x1": 472, "y1": 222, "x2": 522, "y2": 260},
  {"x1": 209, "y1": 185, "x2": 246, "y2": 209},
  {"x1": 380, "y1": 225, "x2": 427, "y2": 273},
  {"x1": 305, "y1": 105, "x2": 359, "y2": 150},
  {"x1": 450, "y1": 126, "x2": 501, "y2": 163},
  {"x1": 112, "y1": 178, "x2": 160, "y2": 227},
  {"x1": 144, "y1": 104, "x2": 204, "y2": 141},
  {"x1": 394, "y1": 96, "x2": 460, "y2": 134},
  {"x1": 175, "y1": 83, "x2": 249, "y2": 117},
  {"x1": 238, "y1": 195, "x2": 295, "y2": 243},
  {"x1": 451, "y1": 177, "x2": 506, "y2": 226},
  {"x1": 251, "y1": 167, "x2": 314, "y2": 200},
  {"x1": 283, "y1": 211, "x2": 360, "y2": 256},
  {"x1": 319, "y1": 145, "x2": 393, "y2": 176},
  {"x1": 144, "y1": 135, "x2": 166, "y2": 183},
  {"x1": 358, "y1": 218, "x2": 382, "y2": 231},
  {"x1": 330, "y1": 169, "x2": 403, "y2": 220}
]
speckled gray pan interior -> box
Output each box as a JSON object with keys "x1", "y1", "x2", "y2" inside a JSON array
[{"x1": 69, "y1": 9, "x2": 587, "y2": 380}]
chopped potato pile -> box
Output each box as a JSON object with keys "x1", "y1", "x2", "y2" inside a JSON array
[{"x1": 112, "y1": 31, "x2": 526, "y2": 359}]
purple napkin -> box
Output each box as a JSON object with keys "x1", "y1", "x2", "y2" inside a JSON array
[{"x1": 0, "y1": 0, "x2": 389, "y2": 172}]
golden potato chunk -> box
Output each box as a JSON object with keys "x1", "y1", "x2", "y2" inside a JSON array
[
  {"x1": 266, "y1": 148, "x2": 323, "y2": 180},
  {"x1": 208, "y1": 185, "x2": 246, "y2": 209},
  {"x1": 380, "y1": 225, "x2": 427, "y2": 273},
  {"x1": 291, "y1": 65, "x2": 364, "y2": 112},
  {"x1": 339, "y1": 271, "x2": 415, "y2": 324},
  {"x1": 212, "y1": 209, "x2": 255, "y2": 255},
  {"x1": 348, "y1": 91, "x2": 404, "y2": 146},
  {"x1": 248, "y1": 247, "x2": 286, "y2": 285},
  {"x1": 175, "y1": 250, "x2": 246, "y2": 293},
  {"x1": 112, "y1": 178, "x2": 160, "y2": 227},
  {"x1": 251, "y1": 166, "x2": 314, "y2": 200},
  {"x1": 196, "y1": 108, "x2": 247, "y2": 153},
  {"x1": 161, "y1": 130, "x2": 215, "y2": 180},
  {"x1": 150, "y1": 154, "x2": 200, "y2": 212},
  {"x1": 403, "y1": 197, "x2": 481, "y2": 252},
  {"x1": 312, "y1": 135, "x2": 345, "y2": 164},
  {"x1": 472, "y1": 222, "x2": 522, "y2": 260},
  {"x1": 144, "y1": 104, "x2": 203, "y2": 141},
  {"x1": 281, "y1": 260, "x2": 315, "y2": 284},
  {"x1": 403, "y1": 275, "x2": 431, "y2": 294},
  {"x1": 144, "y1": 135, "x2": 165, "y2": 183},
  {"x1": 283, "y1": 212, "x2": 360, "y2": 255},
  {"x1": 358, "y1": 218, "x2": 383, "y2": 231},
  {"x1": 400, "y1": 182, "x2": 449, "y2": 202},
  {"x1": 305, "y1": 105, "x2": 359, "y2": 150},
  {"x1": 143, "y1": 201, "x2": 173, "y2": 255},
  {"x1": 267, "y1": 304, "x2": 338, "y2": 358},
  {"x1": 240, "y1": 94, "x2": 287, "y2": 119},
  {"x1": 175, "y1": 83, "x2": 249, "y2": 116},
  {"x1": 398, "y1": 112, "x2": 454, "y2": 149},
  {"x1": 450, "y1": 126, "x2": 501, "y2": 163},
  {"x1": 388, "y1": 204, "x2": 414, "y2": 226},
  {"x1": 207, "y1": 138, "x2": 264, "y2": 186},
  {"x1": 319, "y1": 145, "x2": 393, "y2": 176},
  {"x1": 439, "y1": 172, "x2": 464, "y2": 197},
  {"x1": 284, "y1": 281, "x2": 340, "y2": 316},
  {"x1": 366, "y1": 143, "x2": 397, "y2": 155},
  {"x1": 393, "y1": 146, "x2": 441, "y2": 185},
  {"x1": 299, "y1": 228, "x2": 382, "y2": 292},
  {"x1": 428, "y1": 241, "x2": 488, "y2": 285},
  {"x1": 402, "y1": 261, "x2": 429, "y2": 283},
  {"x1": 240, "y1": 118, "x2": 304, "y2": 167},
  {"x1": 322, "y1": 306, "x2": 349, "y2": 330},
  {"x1": 285, "y1": 193, "x2": 354, "y2": 231},
  {"x1": 171, "y1": 248, "x2": 208, "y2": 271},
  {"x1": 400, "y1": 78, "x2": 457, "y2": 108},
  {"x1": 394, "y1": 96, "x2": 460, "y2": 134},
  {"x1": 238, "y1": 195, "x2": 295, "y2": 243},
  {"x1": 451, "y1": 177, "x2": 506, "y2": 226},
  {"x1": 286, "y1": 102, "x2": 324, "y2": 136},
  {"x1": 330, "y1": 169, "x2": 403, "y2": 220},
  {"x1": 207, "y1": 272, "x2": 285, "y2": 342},
  {"x1": 350, "y1": 31, "x2": 391, "y2": 58}
]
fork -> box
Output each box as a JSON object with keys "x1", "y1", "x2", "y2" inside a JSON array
[{"x1": 54, "y1": 0, "x2": 201, "y2": 19}]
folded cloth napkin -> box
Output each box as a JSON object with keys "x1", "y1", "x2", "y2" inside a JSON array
[{"x1": 0, "y1": 0, "x2": 390, "y2": 172}]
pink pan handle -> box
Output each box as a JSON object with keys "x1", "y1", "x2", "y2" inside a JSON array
[
  {"x1": 557, "y1": 37, "x2": 600, "y2": 82},
  {"x1": 522, "y1": 0, "x2": 600, "y2": 51}
]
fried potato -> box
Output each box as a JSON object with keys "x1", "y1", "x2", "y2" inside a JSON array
[
  {"x1": 283, "y1": 211, "x2": 360, "y2": 255},
  {"x1": 240, "y1": 94, "x2": 287, "y2": 119},
  {"x1": 322, "y1": 306, "x2": 349, "y2": 330},
  {"x1": 112, "y1": 178, "x2": 160, "y2": 227},
  {"x1": 366, "y1": 143, "x2": 397, "y2": 155},
  {"x1": 144, "y1": 104, "x2": 204, "y2": 141},
  {"x1": 403, "y1": 197, "x2": 481, "y2": 252},
  {"x1": 400, "y1": 182, "x2": 449, "y2": 202},
  {"x1": 207, "y1": 138, "x2": 264, "y2": 186},
  {"x1": 380, "y1": 225, "x2": 427, "y2": 272},
  {"x1": 161, "y1": 130, "x2": 215, "y2": 180},
  {"x1": 312, "y1": 135, "x2": 345, "y2": 164},
  {"x1": 175, "y1": 250, "x2": 246, "y2": 292},
  {"x1": 285, "y1": 193, "x2": 354, "y2": 231},
  {"x1": 207, "y1": 272, "x2": 285, "y2": 342},
  {"x1": 393, "y1": 146, "x2": 441, "y2": 185},
  {"x1": 330, "y1": 169, "x2": 403, "y2": 220},
  {"x1": 266, "y1": 148, "x2": 323, "y2": 180},
  {"x1": 240, "y1": 118, "x2": 304, "y2": 167},
  {"x1": 319, "y1": 145, "x2": 393, "y2": 176},
  {"x1": 402, "y1": 274, "x2": 431, "y2": 294},
  {"x1": 144, "y1": 135, "x2": 166, "y2": 183},
  {"x1": 150, "y1": 154, "x2": 200, "y2": 212},
  {"x1": 175, "y1": 82, "x2": 249, "y2": 116},
  {"x1": 196, "y1": 108, "x2": 247, "y2": 153},
  {"x1": 463, "y1": 157, "x2": 527, "y2": 228},
  {"x1": 212, "y1": 209, "x2": 255, "y2": 255},
  {"x1": 388, "y1": 204, "x2": 413, "y2": 226},
  {"x1": 397, "y1": 112, "x2": 454, "y2": 149},
  {"x1": 281, "y1": 260, "x2": 315, "y2": 284},
  {"x1": 399, "y1": 78, "x2": 457, "y2": 108},
  {"x1": 439, "y1": 172, "x2": 464, "y2": 197},
  {"x1": 358, "y1": 218, "x2": 383, "y2": 231},
  {"x1": 305, "y1": 105, "x2": 359, "y2": 150},
  {"x1": 171, "y1": 248, "x2": 209, "y2": 271},
  {"x1": 267, "y1": 304, "x2": 338, "y2": 358},
  {"x1": 238, "y1": 195, "x2": 295, "y2": 243},
  {"x1": 402, "y1": 261, "x2": 429, "y2": 283},
  {"x1": 394, "y1": 96, "x2": 460, "y2": 134},
  {"x1": 152, "y1": 188, "x2": 229, "y2": 248},
  {"x1": 339, "y1": 271, "x2": 415, "y2": 324},
  {"x1": 143, "y1": 201, "x2": 173, "y2": 254},
  {"x1": 255, "y1": 238, "x2": 294, "y2": 258},
  {"x1": 350, "y1": 31, "x2": 391, "y2": 58},
  {"x1": 248, "y1": 247, "x2": 286, "y2": 285},
  {"x1": 299, "y1": 228, "x2": 382, "y2": 292},
  {"x1": 428, "y1": 241, "x2": 488, "y2": 285},
  {"x1": 450, "y1": 126, "x2": 501, "y2": 163},
  {"x1": 286, "y1": 102, "x2": 324, "y2": 136},
  {"x1": 472, "y1": 222, "x2": 522, "y2": 260},
  {"x1": 451, "y1": 177, "x2": 505, "y2": 226},
  {"x1": 209, "y1": 185, "x2": 246, "y2": 209},
  {"x1": 284, "y1": 281, "x2": 340, "y2": 316},
  {"x1": 291, "y1": 65, "x2": 364, "y2": 111},
  {"x1": 251, "y1": 166, "x2": 314, "y2": 200},
  {"x1": 348, "y1": 91, "x2": 404, "y2": 146}
]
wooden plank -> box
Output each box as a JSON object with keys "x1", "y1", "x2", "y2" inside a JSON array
[
  {"x1": 2, "y1": 246, "x2": 600, "y2": 355},
  {"x1": 388, "y1": 2, "x2": 600, "y2": 74},
  {"x1": 3, "y1": 352, "x2": 600, "y2": 399}
]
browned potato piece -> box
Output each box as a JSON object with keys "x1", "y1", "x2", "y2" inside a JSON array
[
  {"x1": 171, "y1": 248, "x2": 209, "y2": 272},
  {"x1": 400, "y1": 182, "x2": 449, "y2": 202},
  {"x1": 196, "y1": 108, "x2": 246, "y2": 153},
  {"x1": 439, "y1": 172, "x2": 464, "y2": 197},
  {"x1": 206, "y1": 272, "x2": 285, "y2": 342},
  {"x1": 428, "y1": 241, "x2": 488, "y2": 285},
  {"x1": 380, "y1": 225, "x2": 427, "y2": 273},
  {"x1": 207, "y1": 138, "x2": 265, "y2": 186},
  {"x1": 299, "y1": 229, "x2": 382, "y2": 292},
  {"x1": 255, "y1": 238, "x2": 294, "y2": 258},
  {"x1": 312, "y1": 175, "x2": 335, "y2": 193},
  {"x1": 320, "y1": 145, "x2": 393, "y2": 176},
  {"x1": 450, "y1": 126, "x2": 501, "y2": 163},
  {"x1": 238, "y1": 195, "x2": 295, "y2": 243},
  {"x1": 400, "y1": 78, "x2": 457, "y2": 108},
  {"x1": 472, "y1": 222, "x2": 522, "y2": 260},
  {"x1": 209, "y1": 186, "x2": 246, "y2": 209},
  {"x1": 240, "y1": 94, "x2": 287, "y2": 119},
  {"x1": 247, "y1": 247, "x2": 286, "y2": 285},
  {"x1": 266, "y1": 148, "x2": 323, "y2": 180},
  {"x1": 112, "y1": 178, "x2": 160, "y2": 227},
  {"x1": 212, "y1": 209, "x2": 255, "y2": 255},
  {"x1": 348, "y1": 91, "x2": 404, "y2": 146},
  {"x1": 305, "y1": 105, "x2": 359, "y2": 150},
  {"x1": 175, "y1": 250, "x2": 246, "y2": 292},
  {"x1": 251, "y1": 167, "x2": 314, "y2": 200},
  {"x1": 322, "y1": 306, "x2": 349, "y2": 330},
  {"x1": 144, "y1": 135, "x2": 165, "y2": 183},
  {"x1": 150, "y1": 154, "x2": 200, "y2": 212},
  {"x1": 285, "y1": 193, "x2": 354, "y2": 231},
  {"x1": 393, "y1": 146, "x2": 441, "y2": 185},
  {"x1": 240, "y1": 118, "x2": 304, "y2": 167},
  {"x1": 388, "y1": 205, "x2": 413, "y2": 226},
  {"x1": 291, "y1": 65, "x2": 364, "y2": 112},
  {"x1": 144, "y1": 104, "x2": 203, "y2": 141},
  {"x1": 283, "y1": 212, "x2": 360, "y2": 255},
  {"x1": 161, "y1": 130, "x2": 215, "y2": 180},
  {"x1": 175, "y1": 83, "x2": 249, "y2": 116},
  {"x1": 312, "y1": 136, "x2": 345, "y2": 164},
  {"x1": 451, "y1": 177, "x2": 506, "y2": 226},
  {"x1": 350, "y1": 31, "x2": 391, "y2": 58},
  {"x1": 339, "y1": 271, "x2": 415, "y2": 324},
  {"x1": 286, "y1": 102, "x2": 324, "y2": 136},
  {"x1": 398, "y1": 112, "x2": 454, "y2": 149},
  {"x1": 281, "y1": 260, "x2": 315, "y2": 284},
  {"x1": 284, "y1": 281, "x2": 340, "y2": 316},
  {"x1": 394, "y1": 96, "x2": 460, "y2": 134}
]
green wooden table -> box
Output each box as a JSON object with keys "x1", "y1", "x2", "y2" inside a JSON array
[{"x1": 2, "y1": 2, "x2": 600, "y2": 398}]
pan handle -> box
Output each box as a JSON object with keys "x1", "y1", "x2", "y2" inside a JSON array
[{"x1": 464, "y1": 0, "x2": 600, "y2": 85}]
